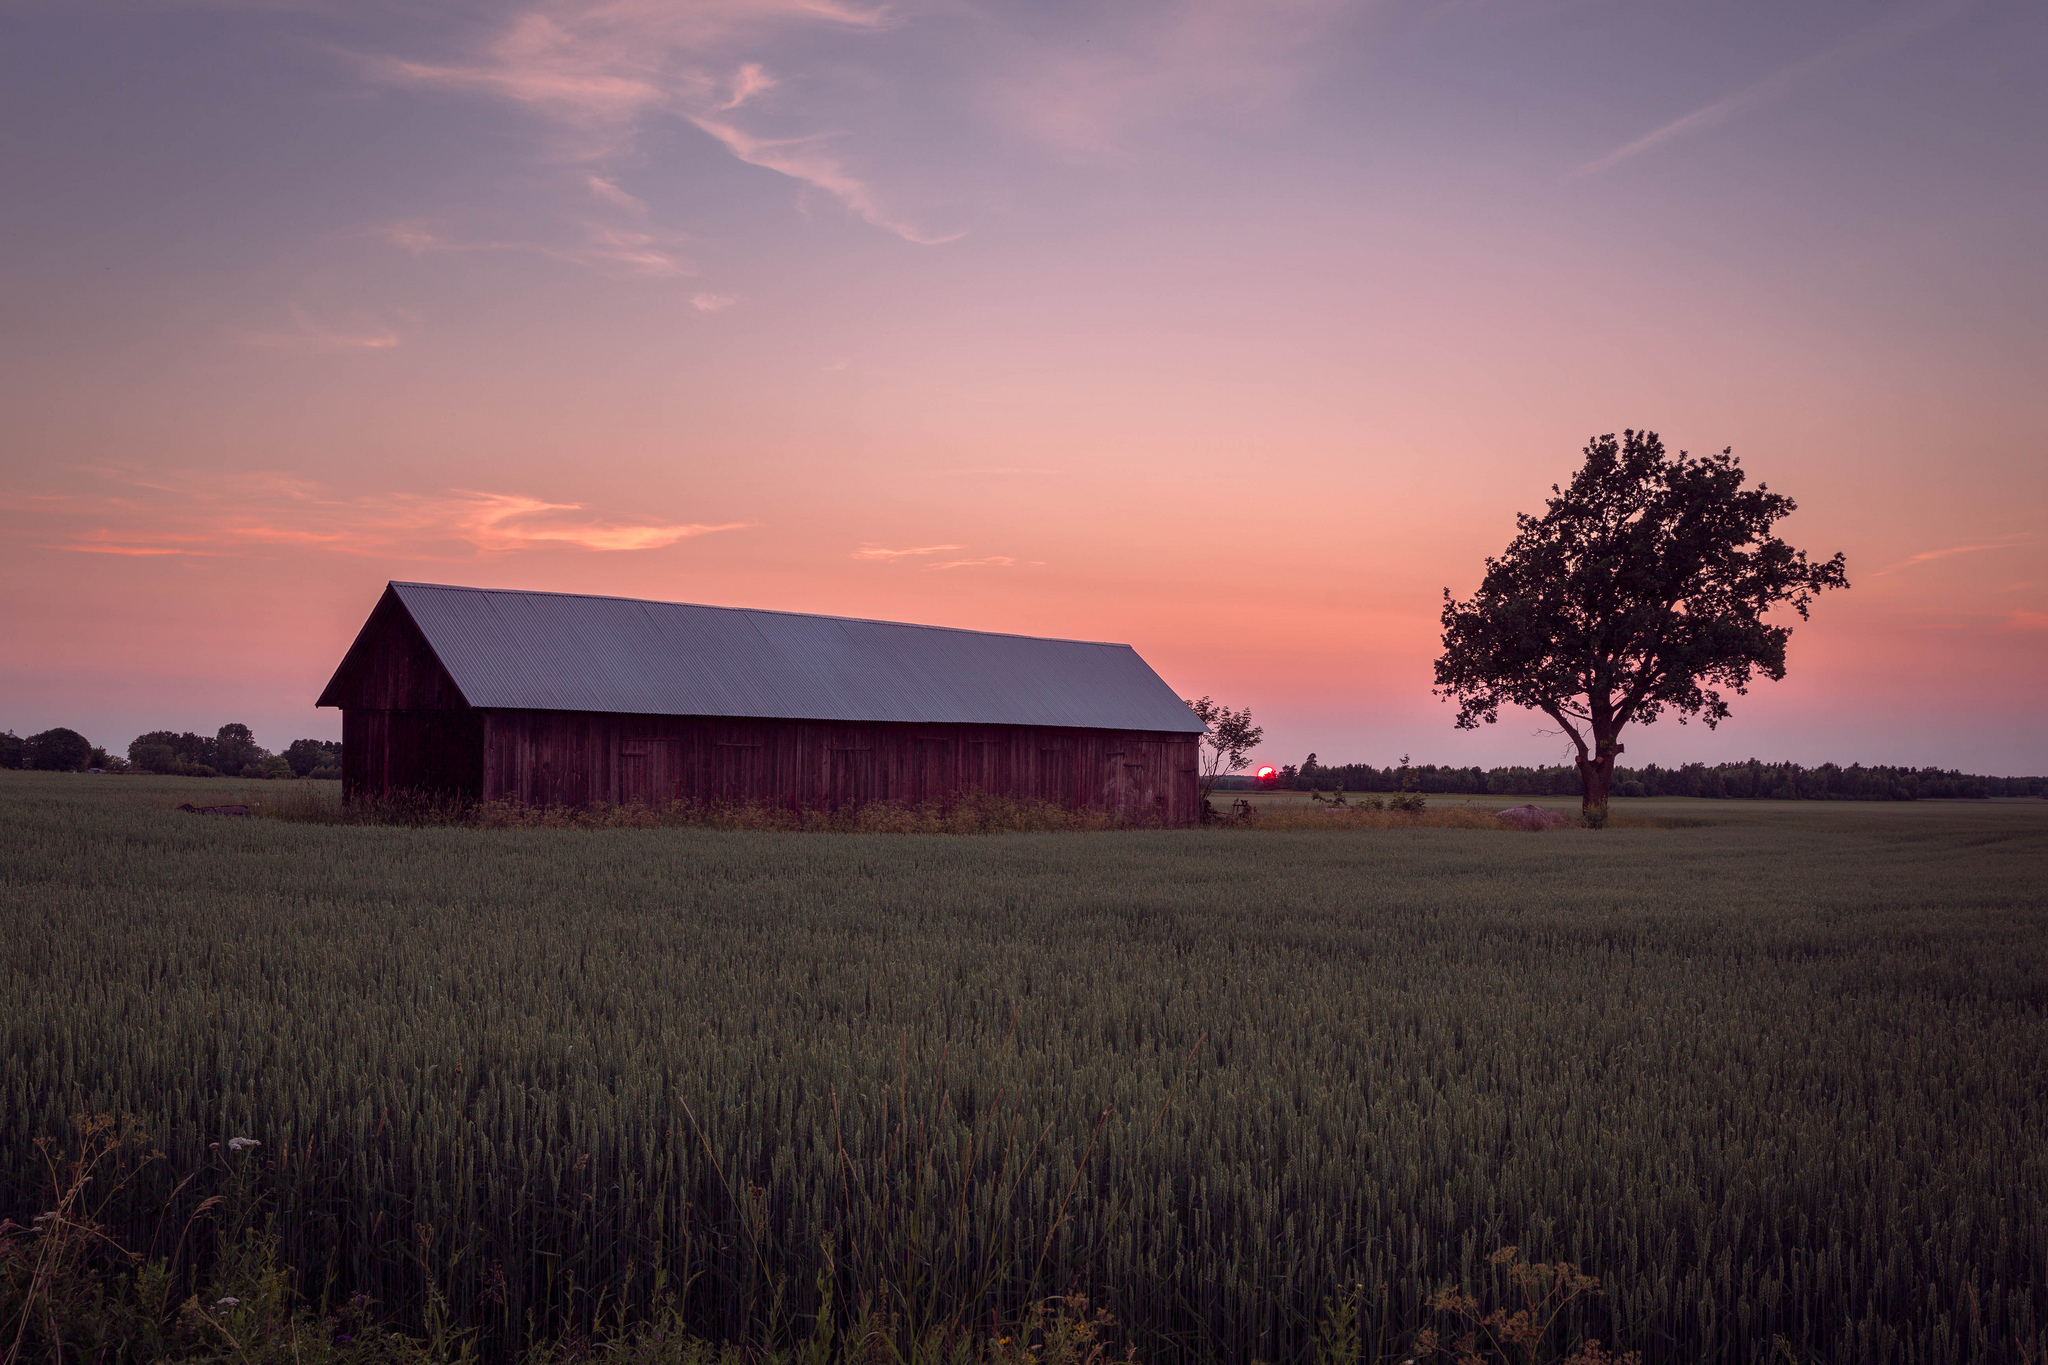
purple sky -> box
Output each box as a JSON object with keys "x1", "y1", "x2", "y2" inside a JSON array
[{"x1": 4, "y1": 0, "x2": 2045, "y2": 772}]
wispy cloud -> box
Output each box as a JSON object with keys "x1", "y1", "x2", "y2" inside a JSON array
[
  {"x1": 923, "y1": 555, "x2": 1017, "y2": 571},
  {"x1": 686, "y1": 113, "x2": 963, "y2": 243},
  {"x1": 922, "y1": 466, "x2": 1061, "y2": 476},
  {"x1": 691, "y1": 292, "x2": 739, "y2": 312},
  {"x1": 370, "y1": 211, "x2": 694, "y2": 278},
  {"x1": 2004, "y1": 610, "x2": 2048, "y2": 631},
  {"x1": 64, "y1": 534, "x2": 221, "y2": 557},
  {"x1": 988, "y1": 0, "x2": 1347, "y2": 159},
  {"x1": 719, "y1": 61, "x2": 776, "y2": 111},
  {"x1": 1572, "y1": 1, "x2": 1971, "y2": 178},
  {"x1": 7, "y1": 470, "x2": 753, "y2": 560},
  {"x1": 1873, "y1": 535, "x2": 2032, "y2": 576},
  {"x1": 852, "y1": 543, "x2": 967, "y2": 560},
  {"x1": 242, "y1": 303, "x2": 401, "y2": 353},
  {"x1": 371, "y1": 0, "x2": 956, "y2": 244},
  {"x1": 586, "y1": 174, "x2": 647, "y2": 211}
]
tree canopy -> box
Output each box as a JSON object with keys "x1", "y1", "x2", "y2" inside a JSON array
[
  {"x1": 123, "y1": 726, "x2": 340, "y2": 778},
  {"x1": 1184, "y1": 697, "x2": 1263, "y2": 806},
  {"x1": 284, "y1": 738, "x2": 343, "y2": 778},
  {"x1": 1434, "y1": 430, "x2": 1847, "y2": 821},
  {"x1": 25, "y1": 727, "x2": 93, "y2": 772}
]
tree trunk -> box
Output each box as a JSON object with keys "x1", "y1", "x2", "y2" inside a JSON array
[{"x1": 1577, "y1": 735, "x2": 1623, "y2": 826}]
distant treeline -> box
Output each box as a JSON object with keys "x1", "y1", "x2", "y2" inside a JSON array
[
  {"x1": 1217, "y1": 758, "x2": 2048, "y2": 800},
  {"x1": 0, "y1": 724, "x2": 341, "y2": 779}
]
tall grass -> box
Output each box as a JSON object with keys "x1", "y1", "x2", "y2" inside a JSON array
[
  {"x1": 255, "y1": 784, "x2": 1137, "y2": 833},
  {"x1": 2, "y1": 772, "x2": 2045, "y2": 1363},
  {"x1": 249, "y1": 784, "x2": 1578, "y2": 834}
]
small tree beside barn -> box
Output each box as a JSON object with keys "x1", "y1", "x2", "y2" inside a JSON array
[{"x1": 318, "y1": 582, "x2": 1208, "y2": 824}]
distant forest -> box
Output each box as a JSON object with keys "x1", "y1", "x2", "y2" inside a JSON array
[
  {"x1": 1218, "y1": 758, "x2": 2048, "y2": 801},
  {"x1": 0, "y1": 724, "x2": 340, "y2": 779}
]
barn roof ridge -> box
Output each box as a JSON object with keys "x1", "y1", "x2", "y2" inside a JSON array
[{"x1": 387, "y1": 580, "x2": 1133, "y2": 649}]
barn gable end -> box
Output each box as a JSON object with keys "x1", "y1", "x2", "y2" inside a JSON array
[
  {"x1": 317, "y1": 587, "x2": 482, "y2": 801},
  {"x1": 316, "y1": 585, "x2": 470, "y2": 711}
]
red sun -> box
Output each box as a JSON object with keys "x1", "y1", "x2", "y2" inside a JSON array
[{"x1": 1256, "y1": 766, "x2": 1276, "y2": 779}]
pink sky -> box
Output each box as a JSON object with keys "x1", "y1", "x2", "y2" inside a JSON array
[{"x1": 3, "y1": 0, "x2": 2044, "y2": 773}]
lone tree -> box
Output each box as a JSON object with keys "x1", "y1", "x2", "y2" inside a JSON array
[
  {"x1": 1435, "y1": 430, "x2": 1847, "y2": 824},
  {"x1": 1184, "y1": 696, "x2": 1263, "y2": 804}
]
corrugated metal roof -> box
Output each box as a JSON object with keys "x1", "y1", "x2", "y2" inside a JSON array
[{"x1": 380, "y1": 582, "x2": 1206, "y2": 733}]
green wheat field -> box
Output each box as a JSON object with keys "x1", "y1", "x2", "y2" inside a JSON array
[{"x1": 3, "y1": 771, "x2": 2044, "y2": 1363}]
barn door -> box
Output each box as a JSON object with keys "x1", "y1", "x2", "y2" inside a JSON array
[
  {"x1": 617, "y1": 738, "x2": 681, "y2": 807},
  {"x1": 1112, "y1": 742, "x2": 1161, "y2": 822}
]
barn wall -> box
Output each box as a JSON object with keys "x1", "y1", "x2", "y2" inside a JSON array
[
  {"x1": 478, "y1": 711, "x2": 1201, "y2": 825},
  {"x1": 341, "y1": 709, "x2": 485, "y2": 802}
]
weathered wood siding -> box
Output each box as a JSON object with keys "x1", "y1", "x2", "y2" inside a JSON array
[
  {"x1": 342, "y1": 708, "x2": 484, "y2": 802},
  {"x1": 477, "y1": 710, "x2": 1201, "y2": 825}
]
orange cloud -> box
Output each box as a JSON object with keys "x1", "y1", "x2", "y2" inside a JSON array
[
  {"x1": 2005, "y1": 610, "x2": 2048, "y2": 632},
  {"x1": 924, "y1": 556, "x2": 1019, "y2": 571},
  {"x1": 851, "y1": 543, "x2": 966, "y2": 560},
  {"x1": 11, "y1": 472, "x2": 751, "y2": 561},
  {"x1": 446, "y1": 492, "x2": 751, "y2": 552},
  {"x1": 65, "y1": 539, "x2": 211, "y2": 557}
]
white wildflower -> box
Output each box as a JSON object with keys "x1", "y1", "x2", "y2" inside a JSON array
[
  {"x1": 227, "y1": 1137, "x2": 260, "y2": 1153},
  {"x1": 216, "y1": 1297, "x2": 241, "y2": 1308}
]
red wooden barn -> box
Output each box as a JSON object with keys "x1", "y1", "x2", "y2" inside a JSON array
[{"x1": 317, "y1": 582, "x2": 1208, "y2": 824}]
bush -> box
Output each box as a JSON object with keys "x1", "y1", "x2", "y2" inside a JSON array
[
  {"x1": 26, "y1": 727, "x2": 93, "y2": 772},
  {"x1": 0, "y1": 731, "x2": 22, "y2": 770},
  {"x1": 308, "y1": 764, "x2": 341, "y2": 781}
]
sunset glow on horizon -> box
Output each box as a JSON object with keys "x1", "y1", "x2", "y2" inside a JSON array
[{"x1": 3, "y1": 0, "x2": 2044, "y2": 773}]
